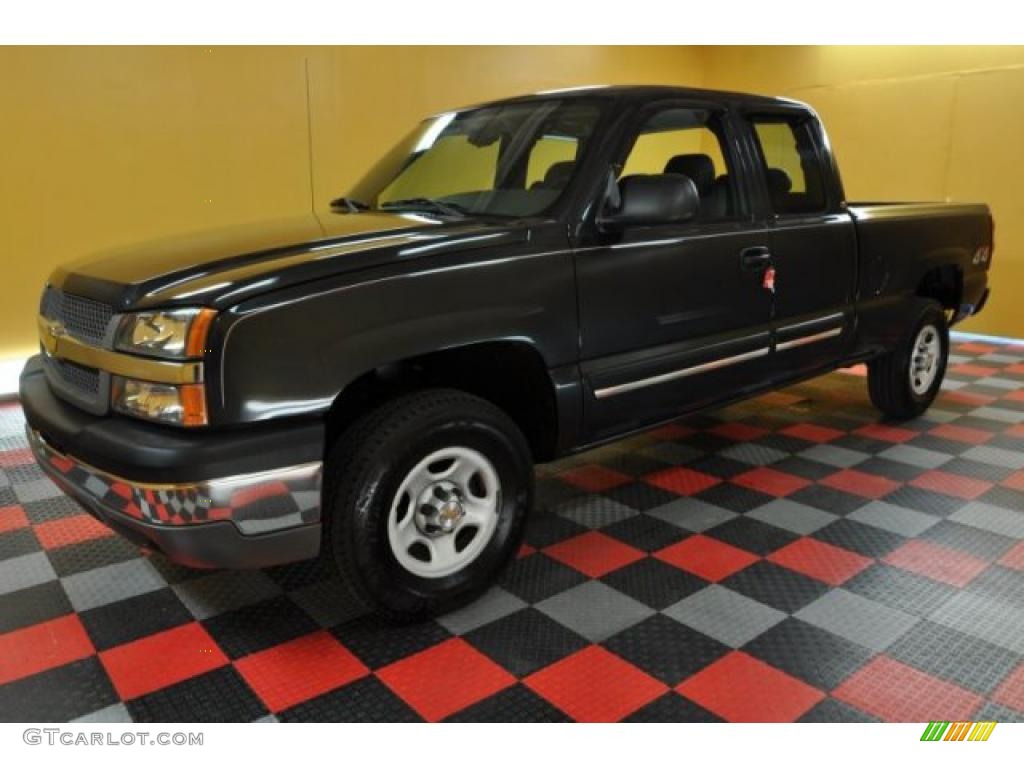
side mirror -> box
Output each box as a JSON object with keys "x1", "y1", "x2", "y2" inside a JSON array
[{"x1": 598, "y1": 173, "x2": 700, "y2": 230}]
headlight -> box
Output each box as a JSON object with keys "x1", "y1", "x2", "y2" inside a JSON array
[
  {"x1": 115, "y1": 308, "x2": 216, "y2": 360},
  {"x1": 111, "y1": 376, "x2": 208, "y2": 426}
]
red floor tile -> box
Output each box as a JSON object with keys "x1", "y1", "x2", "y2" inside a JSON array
[
  {"x1": 767, "y1": 538, "x2": 873, "y2": 586},
  {"x1": 882, "y1": 539, "x2": 989, "y2": 588},
  {"x1": 732, "y1": 467, "x2": 811, "y2": 497},
  {"x1": 559, "y1": 464, "x2": 632, "y2": 492},
  {"x1": 909, "y1": 470, "x2": 992, "y2": 500},
  {"x1": 0, "y1": 448, "x2": 34, "y2": 468},
  {"x1": 1003, "y1": 390, "x2": 1024, "y2": 404},
  {"x1": 0, "y1": 614, "x2": 95, "y2": 686},
  {"x1": 929, "y1": 424, "x2": 994, "y2": 445},
  {"x1": 377, "y1": 637, "x2": 515, "y2": 721},
  {"x1": 676, "y1": 651, "x2": 824, "y2": 722},
  {"x1": 998, "y1": 541, "x2": 1024, "y2": 572},
  {"x1": 99, "y1": 622, "x2": 228, "y2": 700},
  {"x1": 833, "y1": 656, "x2": 982, "y2": 722},
  {"x1": 524, "y1": 645, "x2": 667, "y2": 722},
  {"x1": 1004, "y1": 423, "x2": 1024, "y2": 438},
  {"x1": 949, "y1": 363, "x2": 999, "y2": 377},
  {"x1": 235, "y1": 630, "x2": 368, "y2": 713},
  {"x1": 0, "y1": 505, "x2": 29, "y2": 535},
  {"x1": 821, "y1": 469, "x2": 901, "y2": 499},
  {"x1": 517, "y1": 543, "x2": 537, "y2": 559},
  {"x1": 655, "y1": 534, "x2": 759, "y2": 582},
  {"x1": 780, "y1": 423, "x2": 844, "y2": 443},
  {"x1": 957, "y1": 342, "x2": 998, "y2": 355},
  {"x1": 756, "y1": 391, "x2": 805, "y2": 407},
  {"x1": 940, "y1": 390, "x2": 997, "y2": 407},
  {"x1": 544, "y1": 531, "x2": 645, "y2": 578},
  {"x1": 1002, "y1": 470, "x2": 1024, "y2": 493},
  {"x1": 647, "y1": 423, "x2": 696, "y2": 440},
  {"x1": 992, "y1": 663, "x2": 1024, "y2": 714},
  {"x1": 707, "y1": 422, "x2": 768, "y2": 441},
  {"x1": 1006, "y1": 362, "x2": 1024, "y2": 375},
  {"x1": 645, "y1": 467, "x2": 721, "y2": 496},
  {"x1": 33, "y1": 514, "x2": 113, "y2": 550},
  {"x1": 854, "y1": 423, "x2": 917, "y2": 443}
]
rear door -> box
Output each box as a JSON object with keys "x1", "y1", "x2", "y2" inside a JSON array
[
  {"x1": 742, "y1": 109, "x2": 857, "y2": 375},
  {"x1": 575, "y1": 99, "x2": 776, "y2": 442}
]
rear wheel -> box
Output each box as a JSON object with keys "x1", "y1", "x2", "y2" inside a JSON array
[
  {"x1": 322, "y1": 389, "x2": 533, "y2": 621},
  {"x1": 867, "y1": 300, "x2": 949, "y2": 420}
]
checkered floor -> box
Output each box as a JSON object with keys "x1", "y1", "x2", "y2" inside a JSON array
[{"x1": 2, "y1": 339, "x2": 1024, "y2": 723}]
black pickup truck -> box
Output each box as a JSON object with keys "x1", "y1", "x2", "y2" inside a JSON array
[{"x1": 21, "y1": 85, "x2": 993, "y2": 619}]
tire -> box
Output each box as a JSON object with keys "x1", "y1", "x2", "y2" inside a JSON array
[
  {"x1": 322, "y1": 388, "x2": 533, "y2": 621},
  {"x1": 867, "y1": 300, "x2": 949, "y2": 420}
]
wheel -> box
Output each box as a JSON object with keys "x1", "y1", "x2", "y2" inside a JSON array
[
  {"x1": 322, "y1": 388, "x2": 533, "y2": 621},
  {"x1": 867, "y1": 300, "x2": 949, "y2": 420}
]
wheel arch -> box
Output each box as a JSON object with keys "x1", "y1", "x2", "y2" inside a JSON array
[{"x1": 324, "y1": 340, "x2": 562, "y2": 463}]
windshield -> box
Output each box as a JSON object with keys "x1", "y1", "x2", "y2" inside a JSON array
[{"x1": 345, "y1": 98, "x2": 605, "y2": 218}]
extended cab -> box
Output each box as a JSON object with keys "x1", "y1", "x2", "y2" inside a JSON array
[{"x1": 21, "y1": 86, "x2": 993, "y2": 618}]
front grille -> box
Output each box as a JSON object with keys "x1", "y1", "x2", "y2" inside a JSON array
[
  {"x1": 53, "y1": 357, "x2": 100, "y2": 395},
  {"x1": 40, "y1": 286, "x2": 114, "y2": 345}
]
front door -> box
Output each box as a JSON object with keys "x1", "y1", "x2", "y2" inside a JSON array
[{"x1": 576, "y1": 103, "x2": 776, "y2": 442}]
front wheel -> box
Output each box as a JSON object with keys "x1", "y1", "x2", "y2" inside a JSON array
[
  {"x1": 867, "y1": 300, "x2": 949, "y2": 420},
  {"x1": 322, "y1": 389, "x2": 533, "y2": 621}
]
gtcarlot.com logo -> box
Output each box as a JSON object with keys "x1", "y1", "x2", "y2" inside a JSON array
[
  {"x1": 921, "y1": 721, "x2": 997, "y2": 742},
  {"x1": 23, "y1": 729, "x2": 203, "y2": 747}
]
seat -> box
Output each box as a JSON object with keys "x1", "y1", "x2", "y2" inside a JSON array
[
  {"x1": 665, "y1": 154, "x2": 730, "y2": 220},
  {"x1": 531, "y1": 161, "x2": 576, "y2": 190}
]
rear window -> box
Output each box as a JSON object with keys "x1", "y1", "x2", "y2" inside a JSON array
[{"x1": 750, "y1": 117, "x2": 828, "y2": 215}]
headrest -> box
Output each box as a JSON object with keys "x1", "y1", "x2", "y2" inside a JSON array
[
  {"x1": 664, "y1": 154, "x2": 715, "y2": 194},
  {"x1": 765, "y1": 168, "x2": 793, "y2": 195},
  {"x1": 541, "y1": 161, "x2": 576, "y2": 188}
]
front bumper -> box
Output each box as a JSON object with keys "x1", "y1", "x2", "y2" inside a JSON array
[{"x1": 21, "y1": 357, "x2": 323, "y2": 568}]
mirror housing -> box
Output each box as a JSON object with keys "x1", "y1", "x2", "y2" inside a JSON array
[{"x1": 598, "y1": 173, "x2": 700, "y2": 230}]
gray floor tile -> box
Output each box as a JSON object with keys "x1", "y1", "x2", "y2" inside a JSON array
[
  {"x1": 746, "y1": 499, "x2": 838, "y2": 535},
  {"x1": 436, "y1": 586, "x2": 526, "y2": 635},
  {"x1": 662, "y1": 584, "x2": 785, "y2": 647},
  {"x1": 61, "y1": 558, "x2": 166, "y2": 612},
  {"x1": 949, "y1": 501, "x2": 1024, "y2": 539},
  {"x1": 554, "y1": 494, "x2": 639, "y2": 529},
  {"x1": 12, "y1": 477, "x2": 63, "y2": 504},
  {"x1": 172, "y1": 569, "x2": 283, "y2": 620},
  {"x1": 795, "y1": 589, "x2": 919, "y2": 652},
  {"x1": 848, "y1": 501, "x2": 941, "y2": 537},
  {"x1": 962, "y1": 445, "x2": 1024, "y2": 470},
  {"x1": 536, "y1": 580, "x2": 654, "y2": 642},
  {"x1": 970, "y1": 407, "x2": 1024, "y2": 424},
  {"x1": 798, "y1": 444, "x2": 869, "y2": 468},
  {"x1": 718, "y1": 443, "x2": 789, "y2": 466},
  {"x1": 0, "y1": 551, "x2": 57, "y2": 596},
  {"x1": 646, "y1": 498, "x2": 736, "y2": 532},
  {"x1": 929, "y1": 590, "x2": 1024, "y2": 654},
  {"x1": 72, "y1": 703, "x2": 133, "y2": 723},
  {"x1": 878, "y1": 444, "x2": 952, "y2": 470}
]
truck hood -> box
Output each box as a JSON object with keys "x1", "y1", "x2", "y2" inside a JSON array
[{"x1": 50, "y1": 211, "x2": 527, "y2": 311}]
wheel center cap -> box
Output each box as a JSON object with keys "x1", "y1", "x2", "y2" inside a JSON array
[{"x1": 437, "y1": 500, "x2": 465, "y2": 532}]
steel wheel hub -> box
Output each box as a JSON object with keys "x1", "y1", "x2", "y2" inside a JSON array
[
  {"x1": 910, "y1": 323, "x2": 942, "y2": 396},
  {"x1": 387, "y1": 446, "x2": 501, "y2": 579}
]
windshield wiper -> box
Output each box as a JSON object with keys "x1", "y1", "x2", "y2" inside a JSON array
[
  {"x1": 329, "y1": 196, "x2": 371, "y2": 213},
  {"x1": 380, "y1": 197, "x2": 469, "y2": 218}
]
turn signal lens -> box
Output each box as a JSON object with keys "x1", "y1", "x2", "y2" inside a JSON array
[{"x1": 111, "y1": 377, "x2": 208, "y2": 427}]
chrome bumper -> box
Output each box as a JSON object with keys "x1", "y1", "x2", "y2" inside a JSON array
[{"x1": 27, "y1": 427, "x2": 322, "y2": 536}]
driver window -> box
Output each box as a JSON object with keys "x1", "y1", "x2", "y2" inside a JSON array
[{"x1": 620, "y1": 108, "x2": 736, "y2": 221}]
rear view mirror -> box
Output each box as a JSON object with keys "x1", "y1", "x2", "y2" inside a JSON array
[{"x1": 598, "y1": 173, "x2": 700, "y2": 230}]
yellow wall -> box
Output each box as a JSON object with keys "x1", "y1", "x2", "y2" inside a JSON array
[
  {"x1": 705, "y1": 45, "x2": 1024, "y2": 336},
  {"x1": 2, "y1": 45, "x2": 1023, "y2": 364}
]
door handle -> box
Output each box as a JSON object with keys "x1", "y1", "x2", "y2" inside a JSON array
[{"x1": 740, "y1": 246, "x2": 773, "y2": 271}]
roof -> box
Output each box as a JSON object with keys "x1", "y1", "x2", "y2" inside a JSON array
[{"x1": 464, "y1": 84, "x2": 808, "y2": 111}]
